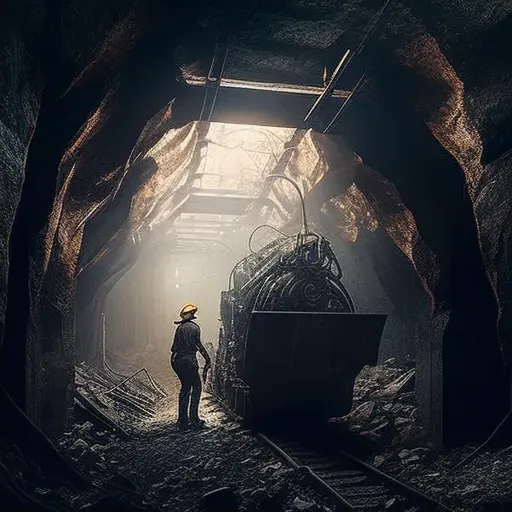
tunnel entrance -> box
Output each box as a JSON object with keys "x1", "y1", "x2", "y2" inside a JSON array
[{"x1": 72, "y1": 121, "x2": 424, "y2": 441}]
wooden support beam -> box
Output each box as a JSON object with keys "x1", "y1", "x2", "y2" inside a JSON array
[{"x1": 181, "y1": 191, "x2": 257, "y2": 215}]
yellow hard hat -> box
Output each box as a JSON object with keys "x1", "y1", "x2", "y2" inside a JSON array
[{"x1": 179, "y1": 303, "x2": 198, "y2": 318}]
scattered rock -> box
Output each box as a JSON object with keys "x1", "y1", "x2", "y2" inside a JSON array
[
  {"x1": 460, "y1": 484, "x2": 479, "y2": 496},
  {"x1": 401, "y1": 455, "x2": 420, "y2": 464},
  {"x1": 398, "y1": 449, "x2": 411, "y2": 459},
  {"x1": 331, "y1": 358, "x2": 423, "y2": 450},
  {"x1": 373, "y1": 455, "x2": 385, "y2": 467},
  {"x1": 344, "y1": 401, "x2": 375, "y2": 424},
  {"x1": 292, "y1": 497, "x2": 316, "y2": 510},
  {"x1": 384, "y1": 497, "x2": 397, "y2": 509},
  {"x1": 198, "y1": 487, "x2": 238, "y2": 512},
  {"x1": 262, "y1": 462, "x2": 282, "y2": 474}
]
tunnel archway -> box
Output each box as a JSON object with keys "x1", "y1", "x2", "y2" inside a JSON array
[
  {"x1": 0, "y1": 0, "x2": 510, "y2": 460},
  {"x1": 72, "y1": 122, "x2": 426, "y2": 431}
]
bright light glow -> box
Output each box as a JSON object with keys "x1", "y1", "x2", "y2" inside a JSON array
[
  {"x1": 175, "y1": 268, "x2": 179, "y2": 277},
  {"x1": 194, "y1": 123, "x2": 295, "y2": 193},
  {"x1": 175, "y1": 284, "x2": 179, "y2": 289}
]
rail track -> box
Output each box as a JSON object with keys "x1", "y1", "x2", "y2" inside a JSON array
[
  {"x1": 258, "y1": 430, "x2": 455, "y2": 512},
  {"x1": 206, "y1": 394, "x2": 454, "y2": 512}
]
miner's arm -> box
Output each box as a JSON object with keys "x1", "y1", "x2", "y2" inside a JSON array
[
  {"x1": 170, "y1": 330, "x2": 178, "y2": 364},
  {"x1": 197, "y1": 341, "x2": 211, "y2": 367},
  {"x1": 195, "y1": 326, "x2": 211, "y2": 382}
]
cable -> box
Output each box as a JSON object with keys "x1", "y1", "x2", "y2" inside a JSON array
[
  {"x1": 248, "y1": 224, "x2": 296, "y2": 254},
  {"x1": 322, "y1": 0, "x2": 392, "y2": 133},
  {"x1": 323, "y1": 69, "x2": 368, "y2": 133},
  {"x1": 265, "y1": 174, "x2": 309, "y2": 235},
  {"x1": 452, "y1": 407, "x2": 512, "y2": 470},
  {"x1": 228, "y1": 175, "x2": 315, "y2": 289}
]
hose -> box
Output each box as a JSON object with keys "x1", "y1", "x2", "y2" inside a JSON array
[
  {"x1": 248, "y1": 224, "x2": 296, "y2": 254},
  {"x1": 228, "y1": 175, "x2": 313, "y2": 289},
  {"x1": 265, "y1": 174, "x2": 309, "y2": 235}
]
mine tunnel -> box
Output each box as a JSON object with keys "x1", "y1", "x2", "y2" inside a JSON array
[{"x1": 1, "y1": 1, "x2": 512, "y2": 511}]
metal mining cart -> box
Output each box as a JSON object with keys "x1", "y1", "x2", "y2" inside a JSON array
[{"x1": 213, "y1": 229, "x2": 387, "y2": 429}]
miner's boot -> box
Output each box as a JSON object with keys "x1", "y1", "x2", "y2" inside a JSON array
[{"x1": 177, "y1": 419, "x2": 189, "y2": 430}]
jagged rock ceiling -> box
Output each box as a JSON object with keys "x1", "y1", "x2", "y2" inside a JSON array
[{"x1": 1, "y1": 0, "x2": 511, "y2": 444}]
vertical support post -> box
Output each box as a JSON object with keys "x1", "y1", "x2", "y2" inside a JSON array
[{"x1": 101, "y1": 311, "x2": 106, "y2": 367}]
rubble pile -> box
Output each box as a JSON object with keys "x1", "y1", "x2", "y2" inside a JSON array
[
  {"x1": 381, "y1": 445, "x2": 512, "y2": 512},
  {"x1": 331, "y1": 358, "x2": 425, "y2": 448},
  {"x1": 53, "y1": 398, "x2": 338, "y2": 512},
  {"x1": 327, "y1": 358, "x2": 512, "y2": 511},
  {"x1": 0, "y1": 434, "x2": 125, "y2": 511},
  {"x1": 59, "y1": 421, "x2": 121, "y2": 480},
  {"x1": 0, "y1": 440, "x2": 67, "y2": 509}
]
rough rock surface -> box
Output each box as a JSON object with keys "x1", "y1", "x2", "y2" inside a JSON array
[
  {"x1": 331, "y1": 358, "x2": 424, "y2": 448},
  {"x1": 2, "y1": 0, "x2": 510, "y2": 449}
]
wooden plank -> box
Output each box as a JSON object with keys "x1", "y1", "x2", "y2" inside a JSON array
[{"x1": 74, "y1": 392, "x2": 132, "y2": 440}]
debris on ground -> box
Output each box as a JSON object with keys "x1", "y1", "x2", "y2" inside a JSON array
[
  {"x1": 102, "y1": 396, "x2": 337, "y2": 512},
  {"x1": 376, "y1": 443, "x2": 512, "y2": 512},
  {"x1": 75, "y1": 362, "x2": 166, "y2": 435},
  {"x1": 2, "y1": 380, "x2": 337, "y2": 512},
  {"x1": 5, "y1": 357, "x2": 512, "y2": 512},
  {"x1": 329, "y1": 357, "x2": 424, "y2": 448},
  {"x1": 329, "y1": 358, "x2": 512, "y2": 512}
]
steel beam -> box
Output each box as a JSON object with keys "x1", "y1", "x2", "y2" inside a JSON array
[
  {"x1": 199, "y1": 43, "x2": 230, "y2": 122},
  {"x1": 180, "y1": 192, "x2": 257, "y2": 216},
  {"x1": 186, "y1": 75, "x2": 351, "y2": 99}
]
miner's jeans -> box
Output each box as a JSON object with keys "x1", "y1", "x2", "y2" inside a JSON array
[{"x1": 172, "y1": 358, "x2": 202, "y2": 424}]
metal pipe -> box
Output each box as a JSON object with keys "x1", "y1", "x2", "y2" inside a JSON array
[{"x1": 185, "y1": 76, "x2": 351, "y2": 99}]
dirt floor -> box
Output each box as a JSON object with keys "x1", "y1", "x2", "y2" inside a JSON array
[
  {"x1": 58, "y1": 393, "x2": 338, "y2": 512},
  {"x1": 5, "y1": 357, "x2": 512, "y2": 511}
]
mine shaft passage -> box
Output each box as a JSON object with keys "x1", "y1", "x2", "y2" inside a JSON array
[
  {"x1": 74, "y1": 121, "x2": 420, "y2": 443},
  {"x1": 4, "y1": 1, "x2": 512, "y2": 510}
]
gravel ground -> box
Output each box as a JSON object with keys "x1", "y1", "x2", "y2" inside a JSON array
[
  {"x1": 333, "y1": 358, "x2": 512, "y2": 512},
  {"x1": 57, "y1": 393, "x2": 339, "y2": 512},
  {"x1": 378, "y1": 445, "x2": 512, "y2": 512},
  {"x1": 5, "y1": 357, "x2": 512, "y2": 512},
  {"x1": 115, "y1": 400, "x2": 336, "y2": 511}
]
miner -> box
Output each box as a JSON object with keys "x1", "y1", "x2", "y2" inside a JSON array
[{"x1": 171, "y1": 303, "x2": 211, "y2": 429}]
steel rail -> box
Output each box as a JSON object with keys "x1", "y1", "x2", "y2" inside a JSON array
[
  {"x1": 207, "y1": 392, "x2": 454, "y2": 512},
  {"x1": 338, "y1": 449, "x2": 454, "y2": 512},
  {"x1": 258, "y1": 431, "x2": 456, "y2": 512},
  {"x1": 257, "y1": 433, "x2": 355, "y2": 511}
]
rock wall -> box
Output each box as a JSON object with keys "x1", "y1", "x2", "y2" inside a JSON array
[
  {"x1": 1, "y1": 0, "x2": 511, "y2": 447},
  {"x1": 1, "y1": 0, "x2": 203, "y2": 438},
  {"x1": 0, "y1": 6, "x2": 44, "y2": 348}
]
